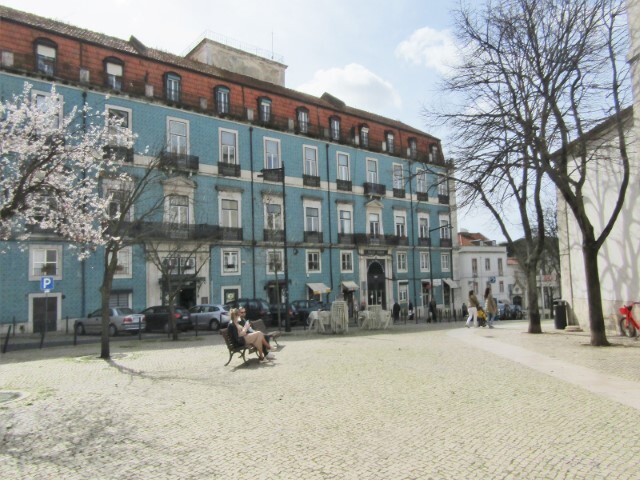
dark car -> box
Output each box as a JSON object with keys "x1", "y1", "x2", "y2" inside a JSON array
[
  {"x1": 497, "y1": 301, "x2": 511, "y2": 320},
  {"x1": 291, "y1": 299, "x2": 329, "y2": 326},
  {"x1": 269, "y1": 302, "x2": 299, "y2": 327},
  {"x1": 140, "y1": 305, "x2": 192, "y2": 333},
  {"x1": 510, "y1": 304, "x2": 524, "y2": 319},
  {"x1": 224, "y1": 298, "x2": 273, "y2": 326}
]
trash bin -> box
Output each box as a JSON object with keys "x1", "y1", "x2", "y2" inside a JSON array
[{"x1": 553, "y1": 300, "x2": 567, "y2": 329}]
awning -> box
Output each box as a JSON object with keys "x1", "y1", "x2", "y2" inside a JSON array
[
  {"x1": 443, "y1": 278, "x2": 459, "y2": 289},
  {"x1": 307, "y1": 282, "x2": 331, "y2": 295},
  {"x1": 341, "y1": 280, "x2": 359, "y2": 291}
]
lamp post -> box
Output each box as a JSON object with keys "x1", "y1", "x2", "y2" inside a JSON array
[{"x1": 259, "y1": 163, "x2": 290, "y2": 332}]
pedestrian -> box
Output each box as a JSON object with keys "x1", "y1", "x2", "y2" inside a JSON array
[
  {"x1": 429, "y1": 298, "x2": 438, "y2": 323},
  {"x1": 392, "y1": 300, "x2": 401, "y2": 323},
  {"x1": 408, "y1": 301, "x2": 414, "y2": 321},
  {"x1": 461, "y1": 302, "x2": 468, "y2": 318},
  {"x1": 484, "y1": 286, "x2": 497, "y2": 329},
  {"x1": 466, "y1": 290, "x2": 480, "y2": 328},
  {"x1": 228, "y1": 308, "x2": 274, "y2": 361}
]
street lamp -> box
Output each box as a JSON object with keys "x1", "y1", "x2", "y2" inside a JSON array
[{"x1": 259, "y1": 162, "x2": 291, "y2": 332}]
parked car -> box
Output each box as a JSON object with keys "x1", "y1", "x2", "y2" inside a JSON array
[
  {"x1": 224, "y1": 298, "x2": 273, "y2": 326},
  {"x1": 140, "y1": 305, "x2": 192, "y2": 333},
  {"x1": 73, "y1": 307, "x2": 146, "y2": 336},
  {"x1": 189, "y1": 304, "x2": 230, "y2": 331},
  {"x1": 269, "y1": 302, "x2": 299, "y2": 327},
  {"x1": 291, "y1": 299, "x2": 329, "y2": 326},
  {"x1": 497, "y1": 301, "x2": 511, "y2": 320},
  {"x1": 511, "y1": 304, "x2": 524, "y2": 319}
]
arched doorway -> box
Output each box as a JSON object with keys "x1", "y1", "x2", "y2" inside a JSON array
[{"x1": 367, "y1": 261, "x2": 386, "y2": 309}]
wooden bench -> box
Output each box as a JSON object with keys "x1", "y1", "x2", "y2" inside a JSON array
[{"x1": 219, "y1": 319, "x2": 281, "y2": 366}]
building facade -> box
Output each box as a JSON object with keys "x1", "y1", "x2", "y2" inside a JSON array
[{"x1": 0, "y1": 6, "x2": 457, "y2": 332}]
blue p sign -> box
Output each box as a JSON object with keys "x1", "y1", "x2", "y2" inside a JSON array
[{"x1": 40, "y1": 276, "x2": 54, "y2": 292}]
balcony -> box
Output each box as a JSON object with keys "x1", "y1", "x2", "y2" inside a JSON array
[
  {"x1": 336, "y1": 179, "x2": 352, "y2": 192},
  {"x1": 304, "y1": 231, "x2": 323, "y2": 243},
  {"x1": 438, "y1": 194, "x2": 450, "y2": 204},
  {"x1": 418, "y1": 237, "x2": 431, "y2": 246},
  {"x1": 363, "y1": 182, "x2": 386, "y2": 196},
  {"x1": 159, "y1": 152, "x2": 199, "y2": 172},
  {"x1": 440, "y1": 238, "x2": 452, "y2": 248},
  {"x1": 218, "y1": 227, "x2": 243, "y2": 241},
  {"x1": 261, "y1": 168, "x2": 284, "y2": 183},
  {"x1": 218, "y1": 162, "x2": 241, "y2": 177},
  {"x1": 387, "y1": 235, "x2": 409, "y2": 246},
  {"x1": 303, "y1": 174, "x2": 320, "y2": 187},
  {"x1": 355, "y1": 233, "x2": 384, "y2": 245},
  {"x1": 337, "y1": 233, "x2": 355, "y2": 244},
  {"x1": 393, "y1": 188, "x2": 406, "y2": 199},
  {"x1": 417, "y1": 192, "x2": 429, "y2": 202},
  {"x1": 103, "y1": 145, "x2": 134, "y2": 163},
  {"x1": 127, "y1": 222, "x2": 218, "y2": 241},
  {"x1": 263, "y1": 229, "x2": 284, "y2": 242}
]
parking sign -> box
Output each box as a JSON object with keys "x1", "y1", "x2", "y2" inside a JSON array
[{"x1": 40, "y1": 276, "x2": 54, "y2": 292}]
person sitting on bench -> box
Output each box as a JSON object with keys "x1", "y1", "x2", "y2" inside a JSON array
[{"x1": 228, "y1": 308, "x2": 274, "y2": 361}]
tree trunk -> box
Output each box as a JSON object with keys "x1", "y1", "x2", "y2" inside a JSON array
[
  {"x1": 100, "y1": 270, "x2": 114, "y2": 359},
  {"x1": 526, "y1": 267, "x2": 542, "y2": 334},
  {"x1": 583, "y1": 243, "x2": 610, "y2": 346}
]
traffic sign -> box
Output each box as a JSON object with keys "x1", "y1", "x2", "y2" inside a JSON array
[
  {"x1": 489, "y1": 276, "x2": 496, "y2": 283},
  {"x1": 40, "y1": 276, "x2": 54, "y2": 292}
]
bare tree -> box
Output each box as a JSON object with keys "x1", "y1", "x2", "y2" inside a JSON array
[{"x1": 431, "y1": 0, "x2": 630, "y2": 344}]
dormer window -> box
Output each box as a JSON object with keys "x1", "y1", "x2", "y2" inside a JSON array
[
  {"x1": 330, "y1": 116, "x2": 341, "y2": 141},
  {"x1": 259, "y1": 97, "x2": 272, "y2": 123},
  {"x1": 386, "y1": 131, "x2": 395, "y2": 154},
  {"x1": 360, "y1": 124, "x2": 369, "y2": 148},
  {"x1": 104, "y1": 57, "x2": 124, "y2": 91},
  {"x1": 165, "y1": 72, "x2": 181, "y2": 102},
  {"x1": 296, "y1": 107, "x2": 309, "y2": 133},
  {"x1": 34, "y1": 38, "x2": 57, "y2": 76},
  {"x1": 408, "y1": 138, "x2": 418, "y2": 159},
  {"x1": 215, "y1": 86, "x2": 230, "y2": 115}
]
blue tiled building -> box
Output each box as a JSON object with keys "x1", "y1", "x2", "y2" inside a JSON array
[{"x1": 0, "y1": 5, "x2": 458, "y2": 332}]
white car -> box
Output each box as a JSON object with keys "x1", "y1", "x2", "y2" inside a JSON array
[
  {"x1": 189, "y1": 304, "x2": 230, "y2": 331},
  {"x1": 73, "y1": 307, "x2": 146, "y2": 336}
]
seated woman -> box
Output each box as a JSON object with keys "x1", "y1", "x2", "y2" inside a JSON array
[{"x1": 228, "y1": 308, "x2": 274, "y2": 361}]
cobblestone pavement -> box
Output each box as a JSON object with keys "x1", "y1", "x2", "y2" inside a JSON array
[{"x1": 1, "y1": 320, "x2": 639, "y2": 479}]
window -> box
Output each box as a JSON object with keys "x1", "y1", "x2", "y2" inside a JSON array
[
  {"x1": 222, "y1": 249, "x2": 240, "y2": 274},
  {"x1": 359, "y1": 125, "x2": 369, "y2": 147},
  {"x1": 35, "y1": 38, "x2": 56, "y2": 75},
  {"x1": 265, "y1": 203, "x2": 282, "y2": 230},
  {"x1": 305, "y1": 207, "x2": 319, "y2": 232},
  {"x1": 33, "y1": 90, "x2": 62, "y2": 129},
  {"x1": 485, "y1": 258, "x2": 491, "y2": 271},
  {"x1": 168, "y1": 118, "x2": 188, "y2": 155},
  {"x1": 366, "y1": 158, "x2": 378, "y2": 183},
  {"x1": 369, "y1": 213, "x2": 380, "y2": 236},
  {"x1": 408, "y1": 138, "x2": 417, "y2": 158},
  {"x1": 393, "y1": 164, "x2": 404, "y2": 190},
  {"x1": 499, "y1": 281, "x2": 504, "y2": 293},
  {"x1": 297, "y1": 107, "x2": 309, "y2": 133},
  {"x1": 341, "y1": 251, "x2": 353, "y2": 272},
  {"x1": 220, "y1": 129, "x2": 237, "y2": 164},
  {"x1": 386, "y1": 132, "x2": 395, "y2": 153},
  {"x1": 397, "y1": 252, "x2": 407, "y2": 272},
  {"x1": 113, "y1": 247, "x2": 132, "y2": 277},
  {"x1": 30, "y1": 245, "x2": 61, "y2": 279},
  {"x1": 429, "y1": 145, "x2": 439, "y2": 162},
  {"x1": 416, "y1": 169, "x2": 427, "y2": 193},
  {"x1": 215, "y1": 86, "x2": 230, "y2": 115},
  {"x1": 330, "y1": 116, "x2": 341, "y2": 141},
  {"x1": 304, "y1": 146, "x2": 318, "y2": 177},
  {"x1": 339, "y1": 209, "x2": 352, "y2": 234},
  {"x1": 395, "y1": 214, "x2": 406, "y2": 237},
  {"x1": 107, "y1": 189, "x2": 132, "y2": 221},
  {"x1": 472, "y1": 258, "x2": 478, "y2": 276},
  {"x1": 420, "y1": 252, "x2": 430, "y2": 271},
  {"x1": 438, "y1": 175, "x2": 448, "y2": 196},
  {"x1": 307, "y1": 250, "x2": 321, "y2": 272},
  {"x1": 167, "y1": 195, "x2": 189, "y2": 224},
  {"x1": 337, "y1": 152, "x2": 350, "y2": 181},
  {"x1": 221, "y1": 199, "x2": 239, "y2": 228},
  {"x1": 441, "y1": 253, "x2": 451, "y2": 271},
  {"x1": 104, "y1": 57, "x2": 123, "y2": 91},
  {"x1": 264, "y1": 138, "x2": 281, "y2": 169},
  {"x1": 440, "y1": 217, "x2": 451, "y2": 239},
  {"x1": 165, "y1": 73, "x2": 181, "y2": 102},
  {"x1": 419, "y1": 217, "x2": 429, "y2": 239},
  {"x1": 106, "y1": 106, "x2": 131, "y2": 149},
  {"x1": 498, "y1": 258, "x2": 504, "y2": 276},
  {"x1": 258, "y1": 97, "x2": 271, "y2": 122},
  {"x1": 398, "y1": 282, "x2": 408, "y2": 302},
  {"x1": 267, "y1": 250, "x2": 284, "y2": 273}
]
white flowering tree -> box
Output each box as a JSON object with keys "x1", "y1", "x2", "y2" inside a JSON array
[{"x1": 0, "y1": 82, "x2": 132, "y2": 250}]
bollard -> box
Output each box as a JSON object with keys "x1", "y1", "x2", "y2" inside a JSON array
[
  {"x1": 2, "y1": 325, "x2": 12, "y2": 353},
  {"x1": 65, "y1": 315, "x2": 69, "y2": 334},
  {"x1": 138, "y1": 318, "x2": 142, "y2": 341},
  {"x1": 73, "y1": 321, "x2": 78, "y2": 346},
  {"x1": 39, "y1": 322, "x2": 46, "y2": 349},
  {"x1": 12, "y1": 316, "x2": 16, "y2": 337},
  {"x1": 195, "y1": 317, "x2": 199, "y2": 337}
]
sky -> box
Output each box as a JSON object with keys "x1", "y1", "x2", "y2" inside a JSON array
[{"x1": 2, "y1": 0, "x2": 511, "y2": 241}]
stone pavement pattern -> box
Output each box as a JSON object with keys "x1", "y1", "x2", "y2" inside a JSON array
[{"x1": 1, "y1": 321, "x2": 639, "y2": 479}]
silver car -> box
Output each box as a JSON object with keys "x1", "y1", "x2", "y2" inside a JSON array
[
  {"x1": 73, "y1": 307, "x2": 146, "y2": 336},
  {"x1": 189, "y1": 304, "x2": 230, "y2": 331}
]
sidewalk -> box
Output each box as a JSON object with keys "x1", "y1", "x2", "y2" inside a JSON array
[{"x1": 1, "y1": 320, "x2": 639, "y2": 479}]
